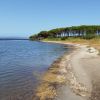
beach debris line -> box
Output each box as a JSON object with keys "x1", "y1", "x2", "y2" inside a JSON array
[{"x1": 33, "y1": 57, "x2": 67, "y2": 100}]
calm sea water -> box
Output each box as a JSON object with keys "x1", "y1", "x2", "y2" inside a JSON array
[{"x1": 0, "y1": 40, "x2": 70, "y2": 100}]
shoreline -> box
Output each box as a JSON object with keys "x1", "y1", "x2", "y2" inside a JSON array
[
  {"x1": 33, "y1": 41, "x2": 100, "y2": 100},
  {"x1": 33, "y1": 43, "x2": 75, "y2": 100}
]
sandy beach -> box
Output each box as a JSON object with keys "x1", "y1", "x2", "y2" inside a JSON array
[{"x1": 33, "y1": 41, "x2": 100, "y2": 100}]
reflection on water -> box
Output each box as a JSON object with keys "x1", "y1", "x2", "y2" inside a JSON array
[{"x1": 0, "y1": 40, "x2": 69, "y2": 100}]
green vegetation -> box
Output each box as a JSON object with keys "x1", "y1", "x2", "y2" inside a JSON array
[
  {"x1": 29, "y1": 25, "x2": 100, "y2": 40},
  {"x1": 29, "y1": 25, "x2": 100, "y2": 51}
]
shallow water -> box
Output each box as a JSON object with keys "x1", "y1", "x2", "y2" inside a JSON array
[{"x1": 0, "y1": 40, "x2": 70, "y2": 100}]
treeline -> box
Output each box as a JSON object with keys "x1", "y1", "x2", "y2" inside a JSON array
[{"x1": 29, "y1": 25, "x2": 100, "y2": 40}]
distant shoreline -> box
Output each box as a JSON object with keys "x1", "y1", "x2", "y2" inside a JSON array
[{"x1": 0, "y1": 39, "x2": 29, "y2": 40}]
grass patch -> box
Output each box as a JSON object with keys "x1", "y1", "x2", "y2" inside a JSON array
[{"x1": 43, "y1": 37, "x2": 100, "y2": 47}]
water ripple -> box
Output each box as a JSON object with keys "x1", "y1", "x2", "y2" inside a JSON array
[{"x1": 0, "y1": 40, "x2": 69, "y2": 100}]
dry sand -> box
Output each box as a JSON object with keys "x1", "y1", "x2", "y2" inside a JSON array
[{"x1": 54, "y1": 42, "x2": 100, "y2": 100}]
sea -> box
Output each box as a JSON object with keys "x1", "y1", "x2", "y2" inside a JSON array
[{"x1": 0, "y1": 40, "x2": 70, "y2": 100}]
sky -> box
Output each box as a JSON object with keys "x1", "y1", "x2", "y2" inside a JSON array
[{"x1": 0, "y1": 0, "x2": 100, "y2": 38}]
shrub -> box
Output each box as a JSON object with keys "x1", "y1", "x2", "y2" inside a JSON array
[
  {"x1": 82, "y1": 32, "x2": 95, "y2": 39},
  {"x1": 61, "y1": 37, "x2": 67, "y2": 40}
]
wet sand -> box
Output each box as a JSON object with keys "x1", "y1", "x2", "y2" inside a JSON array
[{"x1": 33, "y1": 41, "x2": 100, "y2": 100}]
